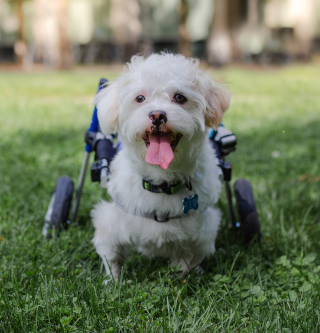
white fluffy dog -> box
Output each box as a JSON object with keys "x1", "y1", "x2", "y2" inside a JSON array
[{"x1": 91, "y1": 53, "x2": 230, "y2": 280}]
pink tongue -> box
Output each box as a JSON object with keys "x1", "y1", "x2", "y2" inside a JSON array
[{"x1": 145, "y1": 133, "x2": 174, "y2": 169}]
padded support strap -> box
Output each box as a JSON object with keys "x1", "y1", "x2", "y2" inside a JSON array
[{"x1": 113, "y1": 201, "x2": 208, "y2": 223}]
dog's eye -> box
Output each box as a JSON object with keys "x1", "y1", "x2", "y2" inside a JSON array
[
  {"x1": 135, "y1": 95, "x2": 145, "y2": 103},
  {"x1": 173, "y1": 93, "x2": 187, "y2": 105}
]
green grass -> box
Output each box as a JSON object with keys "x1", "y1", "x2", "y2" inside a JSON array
[{"x1": 0, "y1": 64, "x2": 320, "y2": 332}]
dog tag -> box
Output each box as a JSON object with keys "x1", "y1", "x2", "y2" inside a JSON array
[{"x1": 182, "y1": 194, "x2": 199, "y2": 214}]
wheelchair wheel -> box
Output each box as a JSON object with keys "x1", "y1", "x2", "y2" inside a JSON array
[
  {"x1": 234, "y1": 178, "x2": 261, "y2": 244},
  {"x1": 43, "y1": 176, "x2": 74, "y2": 238}
]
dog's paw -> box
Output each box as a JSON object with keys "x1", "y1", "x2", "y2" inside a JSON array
[
  {"x1": 193, "y1": 265, "x2": 204, "y2": 275},
  {"x1": 102, "y1": 276, "x2": 113, "y2": 285}
]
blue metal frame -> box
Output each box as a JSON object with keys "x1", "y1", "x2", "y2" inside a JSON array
[
  {"x1": 85, "y1": 79, "x2": 108, "y2": 152},
  {"x1": 72, "y1": 79, "x2": 108, "y2": 222}
]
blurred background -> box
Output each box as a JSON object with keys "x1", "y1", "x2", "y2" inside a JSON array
[{"x1": 1, "y1": 0, "x2": 320, "y2": 69}]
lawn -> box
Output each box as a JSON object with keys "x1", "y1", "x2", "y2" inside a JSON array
[{"x1": 0, "y1": 64, "x2": 320, "y2": 332}]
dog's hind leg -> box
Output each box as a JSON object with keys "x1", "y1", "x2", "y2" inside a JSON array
[{"x1": 91, "y1": 201, "x2": 130, "y2": 282}]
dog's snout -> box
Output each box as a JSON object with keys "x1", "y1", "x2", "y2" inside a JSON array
[{"x1": 149, "y1": 111, "x2": 167, "y2": 127}]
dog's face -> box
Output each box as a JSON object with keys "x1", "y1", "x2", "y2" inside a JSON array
[{"x1": 96, "y1": 54, "x2": 230, "y2": 170}]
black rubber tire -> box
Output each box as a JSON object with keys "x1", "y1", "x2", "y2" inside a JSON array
[
  {"x1": 49, "y1": 176, "x2": 74, "y2": 236},
  {"x1": 234, "y1": 178, "x2": 261, "y2": 244}
]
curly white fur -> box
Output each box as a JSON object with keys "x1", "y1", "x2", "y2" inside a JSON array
[{"x1": 91, "y1": 53, "x2": 231, "y2": 280}]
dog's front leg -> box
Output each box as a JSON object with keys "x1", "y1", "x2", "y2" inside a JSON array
[
  {"x1": 94, "y1": 241, "x2": 127, "y2": 282},
  {"x1": 101, "y1": 255, "x2": 124, "y2": 282},
  {"x1": 171, "y1": 254, "x2": 205, "y2": 277}
]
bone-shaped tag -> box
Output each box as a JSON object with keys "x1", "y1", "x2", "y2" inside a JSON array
[{"x1": 182, "y1": 194, "x2": 199, "y2": 214}]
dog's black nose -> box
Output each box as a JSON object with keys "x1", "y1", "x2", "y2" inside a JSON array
[{"x1": 149, "y1": 111, "x2": 167, "y2": 128}]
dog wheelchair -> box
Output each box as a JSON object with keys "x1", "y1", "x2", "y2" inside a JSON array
[{"x1": 43, "y1": 78, "x2": 261, "y2": 244}]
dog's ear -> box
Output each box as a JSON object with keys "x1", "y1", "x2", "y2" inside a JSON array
[
  {"x1": 95, "y1": 82, "x2": 120, "y2": 135},
  {"x1": 197, "y1": 72, "x2": 231, "y2": 129}
]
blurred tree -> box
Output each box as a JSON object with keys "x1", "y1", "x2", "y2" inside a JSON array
[
  {"x1": 9, "y1": 0, "x2": 28, "y2": 63},
  {"x1": 33, "y1": 0, "x2": 73, "y2": 69},
  {"x1": 207, "y1": 0, "x2": 231, "y2": 65},
  {"x1": 57, "y1": 0, "x2": 73, "y2": 69},
  {"x1": 208, "y1": 0, "x2": 266, "y2": 64},
  {"x1": 139, "y1": 0, "x2": 152, "y2": 56},
  {"x1": 109, "y1": 0, "x2": 141, "y2": 61},
  {"x1": 238, "y1": 0, "x2": 268, "y2": 58},
  {"x1": 15, "y1": 0, "x2": 23, "y2": 41},
  {"x1": 178, "y1": 0, "x2": 191, "y2": 56}
]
